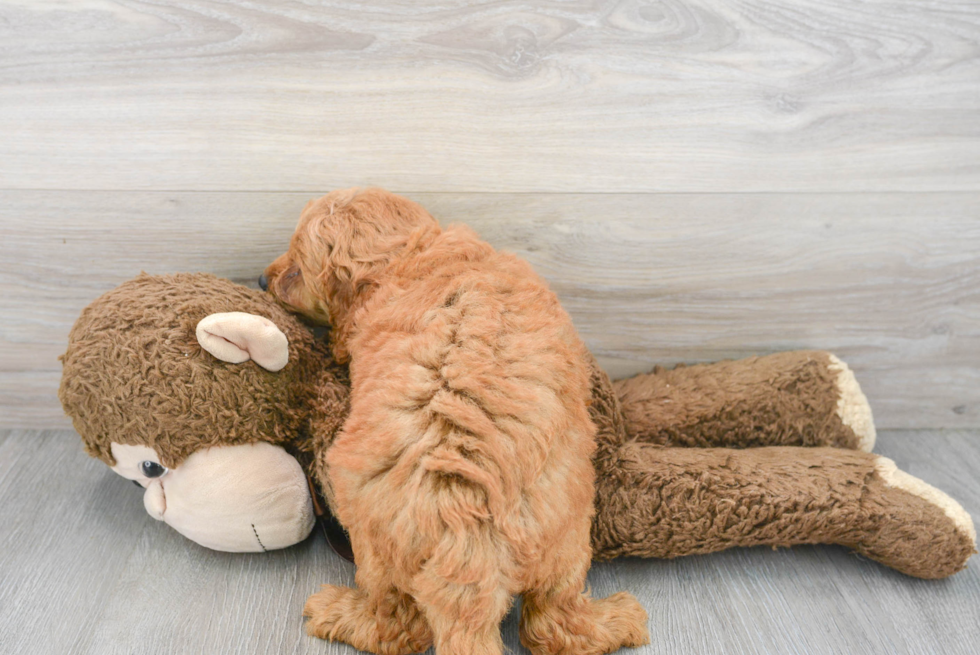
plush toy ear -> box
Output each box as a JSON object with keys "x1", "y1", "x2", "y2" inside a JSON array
[{"x1": 196, "y1": 312, "x2": 289, "y2": 372}]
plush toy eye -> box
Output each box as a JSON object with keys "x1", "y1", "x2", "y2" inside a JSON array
[{"x1": 140, "y1": 461, "x2": 168, "y2": 478}]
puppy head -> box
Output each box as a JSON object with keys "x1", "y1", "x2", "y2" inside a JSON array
[{"x1": 264, "y1": 188, "x2": 441, "y2": 359}]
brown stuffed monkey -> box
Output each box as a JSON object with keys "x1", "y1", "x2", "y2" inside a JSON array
[{"x1": 59, "y1": 273, "x2": 975, "y2": 580}]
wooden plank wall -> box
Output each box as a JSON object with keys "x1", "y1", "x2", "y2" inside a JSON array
[{"x1": 1, "y1": 1, "x2": 978, "y2": 429}]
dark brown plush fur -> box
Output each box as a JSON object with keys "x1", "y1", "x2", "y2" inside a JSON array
[
  {"x1": 614, "y1": 351, "x2": 860, "y2": 449},
  {"x1": 585, "y1": 354, "x2": 973, "y2": 578},
  {"x1": 591, "y1": 443, "x2": 975, "y2": 578},
  {"x1": 58, "y1": 273, "x2": 348, "y2": 469}
]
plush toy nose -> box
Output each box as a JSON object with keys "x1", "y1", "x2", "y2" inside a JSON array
[
  {"x1": 143, "y1": 480, "x2": 166, "y2": 520},
  {"x1": 258, "y1": 273, "x2": 268, "y2": 291}
]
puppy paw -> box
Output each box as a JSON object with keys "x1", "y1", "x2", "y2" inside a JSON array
[
  {"x1": 303, "y1": 584, "x2": 431, "y2": 655},
  {"x1": 521, "y1": 591, "x2": 650, "y2": 655},
  {"x1": 303, "y1": 584, "x2": 357, "y2": 641},
  {"x1": 590, "y1": 592, "x2": 650, "y2": 650}
]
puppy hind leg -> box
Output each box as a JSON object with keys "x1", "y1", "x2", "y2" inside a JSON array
[
  {"x1": 520, "y1": 551, "x2": 649, "y2": 655},
  {"x1": 304, "y1": 543, "x2": 432, "y2": 654},
  {"x1": 304, "y1": 585, "x2": 431, "y2": 655}
]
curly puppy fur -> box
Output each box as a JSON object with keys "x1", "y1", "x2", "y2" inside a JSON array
[{"x1": 266, "y1": 188, "x2": 649, "y2": 655}]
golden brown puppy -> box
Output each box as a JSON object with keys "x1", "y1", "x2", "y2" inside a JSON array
[{"x1": 266, "y1": 188, "x2": 649, "y2": 655}]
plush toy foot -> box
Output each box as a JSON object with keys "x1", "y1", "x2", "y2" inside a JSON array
[
  {"x1": 848, "y1": 457, "x2": 977, "y2": 579},
  {"x1": 613, "y1": 350, "x2": 876, "y2": 451},
  {"x1": 520, "y1": 590, "x2": 650, "y2": 655},
  {"x1": 592, "y1": 444, "x2": 976, "y2": 578},
  {"x1": 827, "y1": 355, "x2": 876, "y2": 451},
  {"x1": 303, "y1": 584, "x2": 432, "y2": 654}
]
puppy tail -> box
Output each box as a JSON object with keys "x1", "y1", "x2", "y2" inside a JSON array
[
  {"x1": 413, "y1": 468, "x2": 514, "y2": 651},
  {"x1": 411, "y1": 440, "x2": 512, "y2": 578}
]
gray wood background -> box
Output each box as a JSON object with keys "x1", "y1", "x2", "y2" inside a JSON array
[{"x1": 1, "y1": 0, "x2": 979, "y2": 430}]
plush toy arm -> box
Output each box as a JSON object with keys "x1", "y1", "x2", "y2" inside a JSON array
[
  {"x1": 591, "y1": 443, "x2": 976, "y2": 578},
  {"x1": 613, "y1": 350, "x2": 876, "y2": 451}
]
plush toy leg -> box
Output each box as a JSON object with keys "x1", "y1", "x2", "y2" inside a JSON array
[
  {"x1": 591, "y1": 444, "x2": 976, "y2": 579},
  {"x1": 613, "y1": 350, "x2": 875, "y2": 451}
]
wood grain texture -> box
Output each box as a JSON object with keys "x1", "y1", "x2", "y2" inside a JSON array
[
  {"x1": 0, "y1": 0, "x2": 978, "y2": 192},
  {"x1": 0, "y1": 429, "x2": 978, "y2": 654},
  {"x1": 2, "y1": 190, "x2": 978, "y2": 429}
]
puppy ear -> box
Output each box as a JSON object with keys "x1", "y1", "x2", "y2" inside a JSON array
[{"x1": 196, "y1": 312, "x2": 289, "y2": 372}]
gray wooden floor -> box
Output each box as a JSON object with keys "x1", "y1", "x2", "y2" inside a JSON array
[{"x1": 1, "y1": 429, "x2": 977, "y2": 655}]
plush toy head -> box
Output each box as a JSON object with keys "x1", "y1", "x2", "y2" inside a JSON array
[{"x1": 59, "y1": 273, "x2": 348, "y2": 552}]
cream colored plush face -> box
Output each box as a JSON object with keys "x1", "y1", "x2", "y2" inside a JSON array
[{"x1": 110, "y1": 442, "x2": 315, "y2": 552}]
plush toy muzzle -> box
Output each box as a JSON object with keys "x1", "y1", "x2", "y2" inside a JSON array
[{"x1": 110, "y1": 441, "x2": 315, "y2": 552}]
